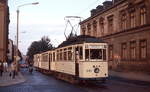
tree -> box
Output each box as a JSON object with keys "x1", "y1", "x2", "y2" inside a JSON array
[{"x1": 26, "y1": 36, "x2": 54, "y2": 62}]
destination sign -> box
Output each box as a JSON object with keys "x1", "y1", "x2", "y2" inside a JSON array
[{"x1": 87, "y1": 45, "x2": 104, "y2": 49}]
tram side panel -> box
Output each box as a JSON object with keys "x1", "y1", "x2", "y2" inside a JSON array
[
  {"x1": 50, "y1": 62, "x2": 55, "y2": 71},
  {"x1": 55, "y1": 62, "x2": 75, "y2": 75},
  {"x1": 79, "y1": 62, "x2": 108, "y2": 79},
  {"x1": 41, "y1": 52, "x2": 49, "y2": 70}
]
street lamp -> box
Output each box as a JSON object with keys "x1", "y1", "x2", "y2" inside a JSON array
[{"x1": 16, "y1": 2, "x2": 39, "y2": 71}]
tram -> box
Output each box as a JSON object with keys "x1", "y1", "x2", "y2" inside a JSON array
[{"x1": 34, "y1": 35, "x2": 108, "y2": 83}]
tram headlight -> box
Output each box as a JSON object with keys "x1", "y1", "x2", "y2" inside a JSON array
[{"x1": 94, "y1": 68, "x2": 100, "y2": 73}]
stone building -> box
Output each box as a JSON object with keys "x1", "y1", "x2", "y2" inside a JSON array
[
  {"x1": 0, "y1": 0, "x2": 9, "y2": 62},
  {"x1": 80, "y1": 0, "x2": 150, "y2": 73}
]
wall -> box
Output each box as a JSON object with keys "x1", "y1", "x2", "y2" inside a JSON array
[
  {"x1": 80, "y1": 0, "x2": 150, "y2": 73},
  {"x1": 0, "y1": 0, "x2": 9, "y2": 62}
]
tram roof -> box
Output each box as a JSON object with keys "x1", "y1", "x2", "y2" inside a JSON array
[{"x1": 58, "y1": 35, "x2": 105, "y2": 48}]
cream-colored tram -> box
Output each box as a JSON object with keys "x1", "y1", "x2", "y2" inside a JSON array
[
  {"x1": 34, "y1": 50, "x2": 56, "y2": 73},
  {"x1": 33, "y1": 35, "x2": 108, "y2": 83},
  {"x1": 53, "y1": 35, "x2": 108, "y2": 83},
  {"x1": 33, "y1": 53, "x2": 41, "y2": 70}
]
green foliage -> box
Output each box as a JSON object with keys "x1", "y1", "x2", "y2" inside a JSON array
[{"x1": 26, "y1": 36, "x2": 54, "y2": 60}]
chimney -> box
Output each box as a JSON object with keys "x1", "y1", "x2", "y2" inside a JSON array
[
  {"x1": 96, "y1": 5, "x2": 104, "y2": 12},
  {"x1": 103, "y1": 1, "x2": 112, "y2": 9},
  {"x1": 91, "y1": 9, "x2": 97, "y2": 16}
]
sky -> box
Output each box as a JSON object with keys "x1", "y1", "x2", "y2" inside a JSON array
[{"x1": 8, "y1": 0, "x2": 106, "y2": 55}]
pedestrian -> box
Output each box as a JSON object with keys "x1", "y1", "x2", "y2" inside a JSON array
[
  {"x1": 10, "y1": 61, "x2": 17, "y2": 79},
  {"x1": 0, "y1": 61, "x2": 3, "y2": 76},
  {"x1": 3, "y1": 62, "x2": 8, "y2": 72},
  {"x1": 28, "y1": 62, "x2": 33, "y2": 74}
]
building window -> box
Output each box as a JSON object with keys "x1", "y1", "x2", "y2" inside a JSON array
[
  {"x1": 107, "y1": 15, "x2": 114, "y2": 34},
  {"x1": 82, "y1": 27, "x2": 86, "y2": 35},
  {"x1": 99, "y1": 18, "x2": 104, "y2": 36},
  {"x1": 87, "y1": 23, "x2": 91, "y2": 35},
  {"x1": 130, "y1": 41, "x2": 136, "y2": 60},
  {"x1": 140, "y1": 6, "x2": 146, "y2": 25},
  {"x1": 93, "y1": 20, "x2": 97, "y2": 36},
  {"x1": 130, "y1": 10, "x2": 136, "y2": 28},
  {"x1": 109, "y1": 45, "x2": 113, "y2": 60},
  {"x1": 139, "y1": 40, "x2": 147, "y2": 59},
  {"x1": 120, "y1": 10, "x2": 127, "y2": 30},
  {"x1": 121, "y1": 43, "x2": 127, "y2": 60}
]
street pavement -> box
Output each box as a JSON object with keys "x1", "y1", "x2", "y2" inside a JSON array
[
  {"x1": 0, "y1": 68, "x2": 150, "y2": 92},
  {"x1": 0, "y1": 71, "x2": 25, "y2": 86},
  {"x1": 0, "y1": 68, "x2": 86, "y2": 92}
]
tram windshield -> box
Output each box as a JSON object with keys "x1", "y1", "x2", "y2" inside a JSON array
[{"x1": 85, "y1": 49, "x2": 106, "y2": 60}]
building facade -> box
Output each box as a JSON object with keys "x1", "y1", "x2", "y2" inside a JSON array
[
  {"x1": 80, "y1": 0, "x2": 150, "y2": 73},
  {"x1": 0, "y1": 0, "x2": 9, "y2": 62}
]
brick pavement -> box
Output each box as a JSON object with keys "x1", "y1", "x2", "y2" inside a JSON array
[{"x1": 0, "y1": 71, "x2": 26, "y2": 86}]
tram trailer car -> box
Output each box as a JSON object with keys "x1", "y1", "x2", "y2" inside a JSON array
[
  {"x1": 34, "y1": 35, "x2": 108, "y2": 83},
  {"x1": 33, "y1": 53, "x2": 41, "y2": 71}
]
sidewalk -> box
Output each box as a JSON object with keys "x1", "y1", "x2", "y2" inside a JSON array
[
  {"x1": 109, "y1": 70, "x2": 150, "y2": 82},
  {"x1": 0, "y1": 71, "x2": 26, "y2": 86}
]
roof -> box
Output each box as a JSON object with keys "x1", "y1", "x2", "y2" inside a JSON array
[
  {"x1": 80, "y1": 0, "x2": 126, "y2": 24},
  {"x1": 57, "y1": 35, "x2": 105, "y2": 48}
]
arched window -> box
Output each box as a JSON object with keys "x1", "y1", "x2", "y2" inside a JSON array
[
  {"x1": 92, "y1": 20, "x2": 97, "y2": 36},
  {"x1": 140, "y1": 6, "x2": 146, "y2": 25},
  {"x1": 120, "y1": 10, "x2": 127, "y2": 30},
  {"x1": 87, "y1": 23, "x2": 91, "y2": 35},
  {"x1": 99, "y1": 17, "x2": 104, "y2": 36}
]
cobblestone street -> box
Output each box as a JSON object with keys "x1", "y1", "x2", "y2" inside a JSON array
[{"x1": 0, "y1": 68, "x2": 150, "y2": 92}]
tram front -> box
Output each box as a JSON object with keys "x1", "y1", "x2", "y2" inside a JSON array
[{"x1": 78, "y1": 43, "x2": 108, "y2": 81}]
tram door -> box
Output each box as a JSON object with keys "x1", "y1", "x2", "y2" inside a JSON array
[{"x1": 75, "y1": 48, "x2": 79, "y2": 77}]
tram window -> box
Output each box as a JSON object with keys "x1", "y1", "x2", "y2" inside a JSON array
[
  {"x1": 57, "y1": 51, "x2": 59, "y2": 61},
  {"x1": 103, "y1": 49, "x2": 106, "y2": 60},
  {"x1": 79, "y1": 47, "x2": 83, "y2": 59},
  {"x1": 64, "y1": 49, "x2": 67, "y2": 60},
  {"x1": 90, "y1": 49, "x2": 102, "y2": 59},
  {"x1": 43, "y1": 54, "x2": 48, "y2": 62},
  {"x1": 60, "y1": 50, "x2": 62, "y2": 60},
  {"x1": 68, "y1": 51, "x2": 72, "y2": 60},
  {"x1": 50, "y1": 54, "x2": 52, "y2": 62},
  {"x1": 58, "y1": 51, "x2": 61, "y2": 61},
  {"x1": 53, "y1": 52, "x2": 55, "y2": 61},
  {"x1": 49, "y1": 54, "x2": 51, "y2": 62},
  {"x1": 85, "y1": 49, "x2": 90, "y2": 60},
  {"x1": 68, "y1": 47, "x2": 72, "y2": 61},
  {"x1": 76, "y1": 46, "x2": 83, "y2": 60}
]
